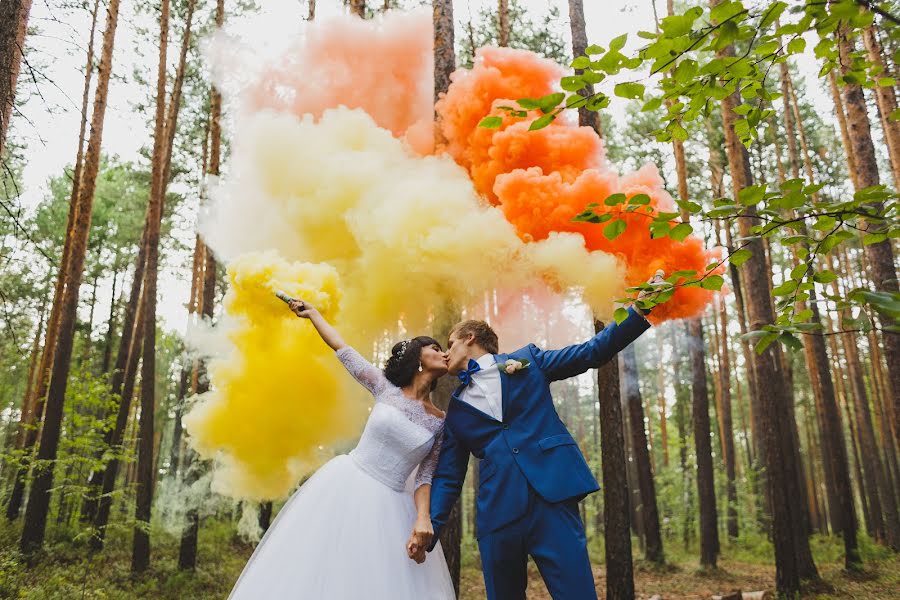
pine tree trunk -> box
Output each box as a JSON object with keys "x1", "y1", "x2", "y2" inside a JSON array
[
  {"x1": 258, "y1": 502, "x2": 273, "y2": 533},
  {"x1": 621, "y1": 345, "x2": 664, "y2": 564},
  {"x1": 711, "y1": 1, "x2": 815, "y2": 589},
  {"x1": 780, "y1": 65, "x2": 860, "y2": 566},
  {"x1": 18, "y1": 0, "x2": 121, "y2": 554},
  {"x1": 0, "y1": 0, "x2": 32, "y2": 158},
  {"x1": 836, "y1": 30, "x2": 900, "y2": 442},
  {"x1": 131, "y1": 0, "x2": 170, "y2": 572},
  {"x1": 656, "y1": 334, "x2": 669, "y2": 468},
  {"x1": 5, "y1": 0, "x2": 101, "y2": 521},
  {"x1": 829, "y1": 70, "x2": 861, "y2": 189},
  {"x1": 716, "y1": 296, "x2": 739, "y2": 539},
  {"x1": 498, "y1": 0, "x2": 509, "y2": 47},
  {"x1": 568, "y1": 0, "x2": 601, "y2": 135},
  {"x1": 863, "y1": 26, "x2": 900, "y2": 187},
  {"x1": 101, "y1": 264, "x2": 119, "y2": 374},
  {"x1": 689, "y1": 318, "x2": 719, "y2": 567},
  {"x1": 672, "y1": 327, "x2": 694, "y2": 548},
  {"x1": 595, "y1": 320, "x2": 634, "y2": 600},
  {"x1": 433, "y1": 0, "x2": 455, "y2": 109},
  {"x1": 349, "y1": 0, "x2": 365, "y2": 17}
]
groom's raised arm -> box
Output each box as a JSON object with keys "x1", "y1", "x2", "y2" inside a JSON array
[
  {"x1": 531, "y1": 306, "x2": 651, "y2": 382},
  {"x1": 427, "y1": 425, "x2": 469, "y2": 551}
]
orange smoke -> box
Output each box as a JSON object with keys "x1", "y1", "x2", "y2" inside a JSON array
[
  {"x1": 437, "y1": 46, "x2": 720, "y2": 321},
  {"x1": 239, "y1": 11, "x2": 435, "y2": 154}
]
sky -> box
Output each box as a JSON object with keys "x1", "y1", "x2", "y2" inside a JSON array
[{"x1": 10, "y1": 0, "x2": 831, "y2": 335}]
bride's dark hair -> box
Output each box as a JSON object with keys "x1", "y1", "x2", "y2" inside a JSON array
[{"x1": 384, "y1": 336, "x2": 442, "y2": 389}]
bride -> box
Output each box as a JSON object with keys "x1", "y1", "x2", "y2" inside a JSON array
[{"x1": 228, "y1": 299, "x2": 456, "y2": 599}]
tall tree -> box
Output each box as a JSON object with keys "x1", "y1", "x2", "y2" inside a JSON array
[
  {"x1": 431, "y1": 3, "x2": 461, "y2": 593},
  {"x1": 596, "y1": 320, "x2": 633, "y2": 600},
  {"x1": 780, "y1": 62, "x2": 860, "y2": 567},
  {"x1": 350, "y1": 0, "x2": 364, "y2": 18},
  {"x1": 179, "y1": 0, "x2": 222, "y2": 571},
  {"x1": 836, "y1": 24, "x2": 900, "y2": 443},
  {"x1": 715, "y1": 295, "x2": 739, "y2": 540},
  {"x1": 710, "y1": 0, "x2": 818, "y2": 593},
  {"x1": 131, "y1": 0, "x2": 170, "y2": 573},
  {"x1": 498, "y1": 0, "x2": 509, "y2": 47},
  {"x1": 4, "y1": 0, "x2": 101, "y2": 522},
  {"x1": 567, "y1": 0, "x2": 601, "y2": 134},
  {"x1": 863, "y1": 25, "x2": 900, "y2": 188},
  {"x1": 19, "y1": 0, "x2": 122, "y2": 554},
  {"x1": 0, "y1": 0, "x2": 32, "y2": 158},
  {"x1": 620, "y1": 345, "x2": 664, "y2": 564}
]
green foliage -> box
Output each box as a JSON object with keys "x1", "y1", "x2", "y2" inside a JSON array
[{"x1": 484, "y1": 2, "x2": 900, "y2": 346}]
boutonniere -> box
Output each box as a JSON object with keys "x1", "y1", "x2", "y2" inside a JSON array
[{"x1": 501, "y1": 358, "x2": 530, "y2": 375}]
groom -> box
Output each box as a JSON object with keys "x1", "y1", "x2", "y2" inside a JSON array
[{"x1": 423, "y1": 295, "x2": 657, "y2": 599}]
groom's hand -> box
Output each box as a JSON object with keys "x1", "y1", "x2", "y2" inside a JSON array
[
  {"x1": 406, "y1": 532, "x2": 427, "y2": 564},
  {"x1": 635, "y1": 270, "x2": 667, "y2": 315}
]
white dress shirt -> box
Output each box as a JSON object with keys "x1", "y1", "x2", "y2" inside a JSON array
[{"x1": 459, "y1": 354, "x2": 503, "y2": 422}]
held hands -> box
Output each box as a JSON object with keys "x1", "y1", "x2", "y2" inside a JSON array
[{"x1": 405, "y1": 516, "x2": 433, "y2": 564}]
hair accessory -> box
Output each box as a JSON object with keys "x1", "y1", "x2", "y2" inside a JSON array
[{"x1": 397, "y1": 339, "x2": 411, "y2": 357}]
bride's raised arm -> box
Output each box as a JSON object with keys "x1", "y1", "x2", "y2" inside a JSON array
[
  {"x1": 289, "y1": 299, "x2": 389, "y2": 396},
  {"x1": 288, "y1": 299, "x2": 346, "y2": 351}
]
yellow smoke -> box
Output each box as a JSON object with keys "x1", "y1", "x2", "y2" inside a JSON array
[{"x1": 186, "y1": 108, "x2": 625, "y2": 500}]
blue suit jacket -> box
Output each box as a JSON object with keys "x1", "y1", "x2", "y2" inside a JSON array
[{"x1": 429, "y1": 307, "x2": 651, "y2": 545}]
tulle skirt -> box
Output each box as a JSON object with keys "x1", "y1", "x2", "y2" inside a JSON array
[{"x1": 228, "y1": 454, "x2": 456, "y2": 599}]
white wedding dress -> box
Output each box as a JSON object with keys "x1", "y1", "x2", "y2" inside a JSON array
[{"x1": 228, "y1": 347, "x2": 456, "y2": 599}]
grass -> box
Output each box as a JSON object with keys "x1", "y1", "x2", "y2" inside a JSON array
[{"x1": 1, "y1": 518, "x2": 898, "y2": 599}]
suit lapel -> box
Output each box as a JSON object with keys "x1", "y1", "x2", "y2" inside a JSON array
[{"x1": 494, "y1": 353, "x2": 509, "y2": 421}]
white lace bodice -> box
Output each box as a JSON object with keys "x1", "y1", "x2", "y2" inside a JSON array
[{"x1": 336, "y1": 347, "x2": 444, "y2": 492}]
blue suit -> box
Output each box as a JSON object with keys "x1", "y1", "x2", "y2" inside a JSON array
[{"x1": 429, "y1": 307, "x2": 651, "y2": 600}]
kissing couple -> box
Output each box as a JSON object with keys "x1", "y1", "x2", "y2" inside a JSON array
[{"x1": 228, "y1": 274, "x2": 663, "y2": 600}]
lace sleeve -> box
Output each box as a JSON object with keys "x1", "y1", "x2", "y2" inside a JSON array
[
  {"x1": 336, "y1": 347, "x2": 389, "y2": 397},
  {"x1": 414, "y1": 426, "x2": 444, "y2": 490}
]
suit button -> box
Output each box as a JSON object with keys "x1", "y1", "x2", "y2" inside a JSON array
[
  {"x1": 512, "y1": 448, "x2": 519, "y2": 454},
  {"x1": 503, "y1": 424, "x2": 510, "y2": 430}
]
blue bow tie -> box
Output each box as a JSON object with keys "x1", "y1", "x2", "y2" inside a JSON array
[{"x1": 457, "y1": 359, "x2": 482, "y2": 386}]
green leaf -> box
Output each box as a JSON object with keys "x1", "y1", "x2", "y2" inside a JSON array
[
  {"x1": 628, "y1": 194, "x2": 651, "y2": 206},
  {"x1": 642, "y1": 97, "x2": 663, "y2": 112},
  {"x1": 538, "y1": 92, "x2": 565, "y2": 112},
  {"x1": 790, "y1": 263, "x2": 808, "y2": 281},
  {"x1": 609, "y1": 33, "x2": 628, "y2": 52},
  {"x1": 863, "y1": 232, "x2": 888, "y2": 245},
  {"x1": 529, "y1": 113, "x2": 556, "y2": 131},
  {"x1": 813, "y1": 270, "x2": 837, "y2": 284},
  {"x1": 604, "y1": 193, "x2": 627, "y2": 206},
  {"x1": 585, "y1": 44, "x2": 605, "y2": 55},
  {"x1": 603, "y1": 219, "x2": 627, "y2": 241},
  {"x1": 700, "y1": 275, "x2": 725, "y2": 290},
  {"x1": 517, "y1": 98, "x2": 541, "y2": 110},
  {"x1": 614, "y1": 82, "x2": 645, "y2": 100},
  {"x1": 587, "y1": 93, "x2": 610, "y2": 111},
  {"x1": 670, "y1": 121, "x2": 688, "y2": 141},
  {"x1": 614, "y1": 307, "x2": 630, "y2": 324},
  {"x1": 677, "y1": 199, "x2": 702, "y2": 212},
  {"x1": 787, "y1": 37, "x2": 806, "y2": 55},
  {"x1": 669, "y1": 222, "x2": 693, "y2": 242},
  {"x1": 710, "y1": 0, "x2": 745, "y2": 24},
  {"x1": 729, "y1": 248, "x2": 753, "y2": 266},
  {"x1": 561, "y1": 76, "x2": 585, "y2": 92},
  {"x1": 754, "y1": 332, "x2": 779, "y2": 354},
  {"x1": 571, "y1": 56, "x2": 591, "y2": 70},
  {"x1": 773, "y1": 280, "x2": 798, "y2": 296},
  {"x1": 478, "y1": 116, "x2": 503, "y2": 129},
  {"x1": 738, "y1": 184, "x2": 766, "y2": 206},
  {"x1": 778, "y1": 333, "x2": 803, "y2": 351}
]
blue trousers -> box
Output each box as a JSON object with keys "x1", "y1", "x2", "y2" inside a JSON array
[{"x1": 477, "y1": 488, "x2": 597, "y2": 600}]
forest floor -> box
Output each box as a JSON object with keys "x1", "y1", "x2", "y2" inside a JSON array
[{"x1": 1, "y1": 519, "x2": 898, "y2": 599}]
